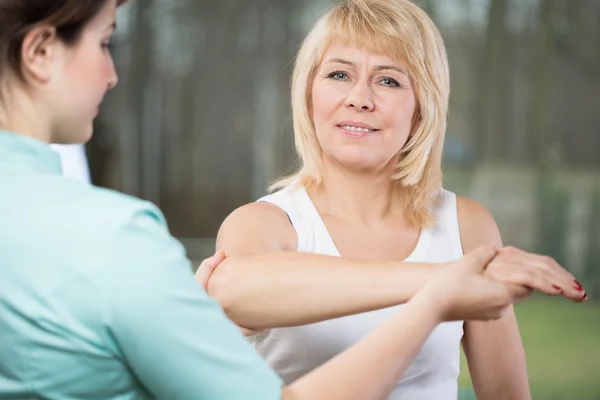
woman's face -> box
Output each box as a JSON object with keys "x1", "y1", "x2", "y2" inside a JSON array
[
  {"x1": 311, "y1": 42, "x2": 417, "y2": 173},
  {"x1": 48, "y1": 0, "x2": 119, "y2": 143}
]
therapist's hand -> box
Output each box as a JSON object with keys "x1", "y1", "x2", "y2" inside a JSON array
[
  {"x1": 195, "y1": 250, "x2": 226, "y2": 289},
  {"x1": 196, "y1": 251, "x2": 264, "y2": 337}
]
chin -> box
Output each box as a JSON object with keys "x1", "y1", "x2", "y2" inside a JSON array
[
  {"x1": 52, "y1": 118, "x2": 94, "y2": 144},
  {"x1": 335, "y1": 149, "x2": 381, "y2": 166},
  {"x1": 323, "y1": 145, "x2": 397, "y2": 173},
  {"x1": 80, "y1": 126, "x2": 94, "y2": 143},
  {"x1": 334, "y1": 155, "x2": 388, "y2": 172},
  {"x1": 71, "y1": 122, "x2": 95, "y2": 144}
]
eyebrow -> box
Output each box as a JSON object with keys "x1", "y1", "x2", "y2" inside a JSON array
[
  {"x1": 325, "y1": 58, "x2": 408, "y2": 76},
  {"x1": 326, "y1": 58, "x2": 355, "y2": 67},
  {"x1": 374, "y1": 65, "x2": 408, "y2": 76}
]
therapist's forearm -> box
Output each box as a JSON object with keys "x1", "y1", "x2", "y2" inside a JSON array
[{"x1": 281, "y1": 289, "x2": 442, "y2": 400}]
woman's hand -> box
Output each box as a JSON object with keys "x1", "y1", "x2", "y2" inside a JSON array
[
  {"x1": 195, "y1": 250, "x2": 226, "y2": 289},
  {"x1": 422, "y1": 245, "x2": 588, "y2": 324},
  {"x1": 195, "y1": 251, "x2": 265, "y2": 336},
  {"x1": 485, "y1": 246, "x2": 587, "y2": 302}
]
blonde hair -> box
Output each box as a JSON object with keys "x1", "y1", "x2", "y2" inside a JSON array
[{"x1": 272, "y1": 0, "x2": 450, "y2": 228}]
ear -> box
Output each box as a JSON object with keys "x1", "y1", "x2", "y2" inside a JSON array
[{"x1": 20, "y1": 25, "x2": 60, "y2": 84}]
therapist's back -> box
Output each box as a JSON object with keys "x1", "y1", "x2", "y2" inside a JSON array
[{"x1": 0, "y1": 131, "x2": 286, "y2": 399}]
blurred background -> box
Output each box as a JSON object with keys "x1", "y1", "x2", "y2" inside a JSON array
[{"x1": 85, "y1": 0, "x2": 600, "y2": 398}]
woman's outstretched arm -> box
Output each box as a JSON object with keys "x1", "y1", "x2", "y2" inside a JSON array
[
  {"x1": 204, "y1": 201, "x2": 584, "y2": 331},
  {"x1": 206, "y1": 202, "x2": 442, "y2": 329}
]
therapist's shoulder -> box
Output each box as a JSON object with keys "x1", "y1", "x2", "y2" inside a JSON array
[
  {"x1": 86, "y1": 185, "x2": 166, "y2": 227},
  {"x1": 59, "y1": 183, "x2": 192, "y2": 273},
  {"x1": 58, "y1": 182, "x2": 174, "y2": 251}
]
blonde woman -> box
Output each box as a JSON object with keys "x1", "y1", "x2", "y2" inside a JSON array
[{"x1": 203, "y1": 0, "x2": 587, "y2": 399}]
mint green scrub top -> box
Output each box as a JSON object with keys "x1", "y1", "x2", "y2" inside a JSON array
[{"x1": 0, "y1": 130, "x2": 283, "y2": 399}]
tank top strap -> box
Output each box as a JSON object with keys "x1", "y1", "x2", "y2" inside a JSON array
[
  {"x1": 257, "y1": 184, "x2": 312, "y2": 252},
  {"x1": 257, "y1": 184, "x2": 340, "y2": 256},
  {"x1": 431, "y1": 189, "x2": 463, "y2": 259}
]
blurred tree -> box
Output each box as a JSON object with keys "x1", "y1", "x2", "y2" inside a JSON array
[
  {"x1": 552, "y1": 0, "x2": 600, "y2": 167},
  {"x1": 530, "y1": 0, "x2": 557, "y2": 165},
  {"x1": 143, "y1": 0, "x2": 307, "y2": 238},
  {"x1": 472, "y1": 0, "x2": 508, "y2": 163},
  {"x1": 530, "y1": 0, "x2": 570, "y2": 266},
  {"x1": 555, "y1": 0, "x2": 600, "y2": 79},
  {"x1": 123, "y1": 0, "x2": 154, "y2": 198}
]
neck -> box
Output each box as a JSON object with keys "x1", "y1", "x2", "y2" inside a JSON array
[
  {"x1": 308, "y1": 157, "x2": 402, "y2": 225},
  {"x1": 0, "y1": 87, "x2": 51, "y2": 143}
]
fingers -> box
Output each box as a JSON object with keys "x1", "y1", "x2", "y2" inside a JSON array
[
  {"x1": 239, "y1": 326, "x2": 266, "y2": 337},
  {"x1": 463, "y1": 245, "x2": 499, "y2": 272},
  {"x1": 195, "y1": 250, "x2": 226, "y2": 290},
  {"x1": 506, "y1": 268, "x2": 559, "y2": 295},
  {"x1": 532, "y1": 254, "x2": 586, "y2": 302},
  {"x1": 487, "y1": 261, "x2": 560, "y2": 299},
  {"x1": 501, "y1": 247, "x2": 587, "y2": 302}
]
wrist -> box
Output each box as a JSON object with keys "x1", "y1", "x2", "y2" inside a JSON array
[
  {"x1": 408, "y1": 284, "x2": 447, "y2": 325},
  {"x1": 417, "y1": 261, "x2": 451, "y2": 295}
]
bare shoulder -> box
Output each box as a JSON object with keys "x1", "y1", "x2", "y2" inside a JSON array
[
  {"x1": 216, "y1": 201, "x2": 297, "y2": 255},
  {"x1": 456, "y1": 195, "x2": 503, "y2": 252}
]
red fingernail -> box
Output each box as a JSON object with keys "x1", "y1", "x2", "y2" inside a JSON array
[
  {"x1": 574, "y1": 280, "x2": 583, "y2": 291},
  {"x1": 552, "y1": 285, "x2": 562, "y2": 291},
  {"x1": 580, "y1": 292, "x2": 588, "y2": 301}
]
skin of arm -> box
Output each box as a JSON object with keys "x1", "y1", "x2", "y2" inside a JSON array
[
  {"x1": 283, "y1": 244, "x2": 512, "y2": 400},
  {"x1": 282, "y1": 290, "x2": 444, "y2": 400},
  {"x1": 207, "y1": 197, "x2": 582, "y2": 332},
  {"x1": 207, "y1": 202, "x2": 444, "y2": 329},
  {"x1": 457, "y1": 196, "x2": 531, "y2": 400},
  {"x1": 110, "y1": 207, "x2": 451, "y2": 400},
  {"x1": 114, "y1": 205, "x2": 510, "y2": 400}
]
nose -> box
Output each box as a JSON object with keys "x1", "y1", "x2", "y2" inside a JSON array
[
  {"x1": 344, "y1": 81, "x2": 374, "y2": 112},
  {"x1": 107, "y1": 60, "x2": 119, "y2": 90}
]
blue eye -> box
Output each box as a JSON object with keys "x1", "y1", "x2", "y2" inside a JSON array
[
  {"x1": 379, "y1": 77, "x2": 401, "y2": 88},
  {"x1": 327, "y1": 71, "x2": 349, "y2": 80}
]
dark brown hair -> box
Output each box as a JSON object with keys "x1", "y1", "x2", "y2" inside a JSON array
[{"x1": 0, "y1": 0, "x2": 127, "y2": 79}]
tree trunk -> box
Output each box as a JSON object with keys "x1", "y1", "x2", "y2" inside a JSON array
[{"x1": 473, "y1": 0, "x2": 509, "y2": 163}]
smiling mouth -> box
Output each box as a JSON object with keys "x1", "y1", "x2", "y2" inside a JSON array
[
  {"x1": 339, "y1": 125, "x2": 377, "y2": 132},
  {"x1": 336, "y1": 125, "x2": 381, "y2": 137}
]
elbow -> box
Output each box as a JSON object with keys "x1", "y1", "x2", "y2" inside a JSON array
[
  {"x1": 206, "y1": 255, "x2": 267, "y2": 330},
  {"x1": 206, "y1": 257, "x2": 246, "y2": 314}
]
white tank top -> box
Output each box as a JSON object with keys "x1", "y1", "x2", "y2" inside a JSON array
[{"x1": 252, "y1": 184, "x2": 465, "y2": 400}]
